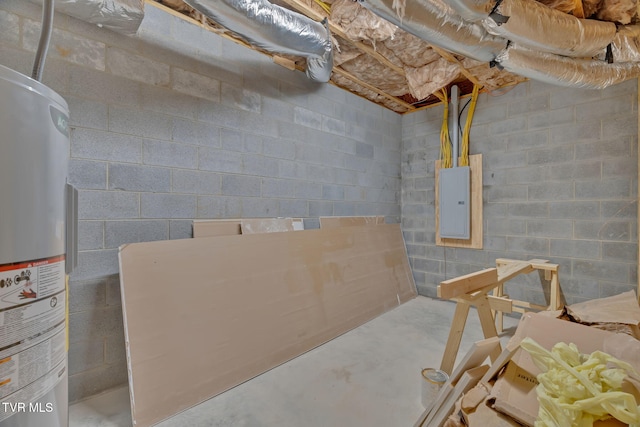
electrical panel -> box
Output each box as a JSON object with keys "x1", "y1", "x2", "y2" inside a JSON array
[{"x1": 439, "y1": 166, "x2": 470, "y2": 239}]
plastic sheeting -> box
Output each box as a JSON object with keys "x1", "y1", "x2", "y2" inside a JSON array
[
  {"x1": 606, "y1": 25, "x2": 640, "y2": 63},
  {"x1": 496, "y1": 44, "x2": 640, "y2": 89},
  {"x1": 29, "y1": 0, "x2": 144, "y2": 35},
  {"x1": 359, "y1": 0, "x2": 507, "y2": 62},
  {"x1": 483, "y1": 0, "x2": 617, "y2": 58},
  {"x1": 184, "y1": 0, "x2": 333, "y2": 82}
]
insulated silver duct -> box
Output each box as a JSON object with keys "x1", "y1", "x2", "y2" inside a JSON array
[
  {"x1": 496, "y1": 44, "x2": 640, "y2": 89},
  {"x1": 605, "y1": 25, "x2": 640, "y2": 63},
  {"x1": 482, "y1": 0, "x2": 616, "y2": 58},
  {"x1": 359, "y1": 0, "x2": 507, "y2": 62},
  {"x1": 447, "y1": 0, "x2": 616, "y2": 58},
  {"x1": 184, "y1": 0, "x2": 334, "y2": 82},
  {"x1": 28, "y1": 0, "x2": 144, "y2": 35},
  {"x1": 32, "y1": 0, "x2": 54, "y2": 82}
]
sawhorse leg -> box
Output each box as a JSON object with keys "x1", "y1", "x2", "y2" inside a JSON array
[{"x1": 439, "y1": 301, "x2": 471, "y2": 375}]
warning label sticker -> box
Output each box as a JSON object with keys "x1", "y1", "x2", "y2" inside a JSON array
[{"x1": 0, "y1": 255, "x2": 66, "y2": 422}]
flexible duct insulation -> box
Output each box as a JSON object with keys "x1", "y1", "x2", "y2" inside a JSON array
[
  {"x1": 483, "y1": 0, "x2": 617, "y2": 58},
  {"x1": 359, "y1": 0, "x2": 506, "y2": 62},
  {"x1": 184, "y1": 0, "x2": 333, "y2": 82},
  {"x1": 605, "y1": 25, "x2": 640, "y2": 63},
  {"x1": 29, "y1": 0, "x2": 144, "y2": 35},
  {"x1": 496, "y1": 44, "x2": 640, "y2": 89}
]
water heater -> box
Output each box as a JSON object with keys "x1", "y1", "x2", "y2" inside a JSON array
[{"x1": 0, "y1": 63, "x2": 76, "y2": 427}]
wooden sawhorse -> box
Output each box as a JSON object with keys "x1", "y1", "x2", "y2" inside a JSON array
[{"x1": 437, "y1": 259, "x2": 561, "y2": 375}]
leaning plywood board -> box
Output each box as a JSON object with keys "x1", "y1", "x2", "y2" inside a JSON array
[
  {"x1": 119, "y1": 224, "x2": 416, "y2": 427},
  {"x1": 193, "y1": 218, "x2": 303, "y2": 237},
  {"x1": 192, "y1": 219, "x2": 242, "y2": 237},
  {"x1": 240, "y1": 218, "x2": 294, "y2": 234},
  {"x1": 319, "y1": 216, "x2": 385, "y2": 228}
]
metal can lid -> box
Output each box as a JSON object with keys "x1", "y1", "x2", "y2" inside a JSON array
[{"x1": 421, "y1": 368, "x2": 449, "y2": 384}]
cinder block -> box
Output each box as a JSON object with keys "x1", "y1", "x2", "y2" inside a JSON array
[
  {"x1": 483, "y1": 151, "x2": 528, "y2": 169},
  {"x1": 71, "y1": 128, "x2": 142, "y2": 163},
  {"x1": 600, "y1": 282, "x2": 636, "y2": 298},
  {"x1": 78, "y1": 221, "x2": 104, "y2": 251},
  {"x1": 67, "y1": 96, "x2": 108, "y2": 130},
  {"x1": 172, "y1": 170, "x2": 221, "y2": 195},
  {"x1": 0, "y1": 10, "x2": 20, "y2": 46},
  {"x1": 508, "y1": 202, "x2": 549, "y2": 218},
  {"x1": 24, "y1": 20, "x2": 106, "y2": 70},
  {"x1": 322, "y1": 184, "x2": 344, "y2": 201},
  {"x1": 294, "y1": 106, "x2": 323, "y2": 130},
  {"x1": 333, "y1": 202, "x2": 358, "y2": 216},
  {"x1": 558, "y1": 276, "x2": 600, "y2": 301},
  {"x1": 508, "y1": 94, "x2": 550, "y2": 116},
  {"x1": 488, "y1": 116, "x2": 527, "y2": 136},
  {"x1": 602, "y1": 156, "x2": 637, "y2": 178},
  {"x1": 603, "y1": 115, "x2": 637, "y2": 138},
  {"x1": 322, "y1": 116, "x2": 346, "y2": 136},
  {"x1": 506, "y1": 236, "x2": 549, "y2": 254},
  {"x1": 241, "y1": 153, "x2": 278, "y2": 178},
  {"x1": 471, "y1": 103, "x2": 507, "y2": 125},
  {"x1": 528, "y1": 181, "x2": 574, "y2": 200},
  {"x1": 105, "y1": 275, "x2": 120, "y2": 306},
  {"x1": 345, "y1": 186, "x2": 365, "y2": 201},
  {"x1": 546, "y1": 160, "x2": 601, "y2": 181},
  {"x1": 143, "y1": 140, "x2": 198, "y2": 169},
  {"x1": 262, "y1": 178, "x2": 295, "y2": 198},
  {"x1": 577, "y1": 96, "x2": 634, "y2": 122},
  {"x1": 141, "y1": 193, "x2": 197, "y2": 218},
  {"x1": 549, "y1": 201, "x2": 600, "y2": 220},
  {"x1": 109, "y1": 164, "x2": 170, "y2": 192},
  {"x1": 263, "y1": 137, "x2": 295, "y2": 160},
  {"x1": 71, "y1": 249, "x2": 119, "y2": 281},
  {"x1": 487, "y1": 218, "x2": 526, "y2": 236},
  {"x1": 355, "y1": 142, "x2": 375, "y2": 159},
  {"x1": 573, "y1": 259, "x2": 630, "y2": 283},
  {"x1": 171, "y1": 119, "x2": 221, "y2": 148},
  {"x1": 141, "y1": 84, "x2": 198, "y2": 120},
  {"x1": 506, "y1": 130, "x2": 549, "y2": 150},
  {"x1": 550, "y1": 239, "x2": 599, "y2": 259},
  {"x1": 68, "y1": 339, "x2": 105, "y2": 375},
  {"x1": 106, "y1": 46, "x2": 170, "y2": 86},
  {"x1": 602, "y1": 242, "x2": 638, "y2": 262},
  {"x1": 78, "y1": 191, "x2": 139, "y2": 220},
  {"x1": 198, "y1": 148, "x2": 242, "y2": 173},
  {"x1": 575, "y1": 139, "x2": 630, "y2": 161},
  {"x1": 169, "y1": 220, "x2": 193, "y2": 240},
  {"x1": 69, "y1": 159, "x2": 107, "y2": 190},
  {"x1": 262, "y1": 97, "x2": 294, "y2": 122},
  {"x1": 221, "y1": 83, "x2": 261, "y2": 113},
  {"x1": 601, "y1": 200, "x2": 637, "y2": 219},
  {"x1": 68, "y1": 278, "x2": 106, "y2": 313},
  {"x1": 309, "y1": 200, "x2": 333, "y2": 216},
  {"x1": 244, "y1": 134, "x2": 263, "y2": 154},
  {"x1": 528, "y1": 107, "x2": 574, "y2": 130},
  {"x1": 550, "y1": 87, "x2": 600, "y2": 109},
  {"x1": 109, "y1": 106, "x2": 172, "y2": 141},
  {"x1": 220, "y1": 128, "x2": 244, "y2": 152},
  {"x1": 221, "y1": 174, "x2": 261, "y2": 197},
  {"x1": 197, "y1": 100, "x2": 242, "y2": 129},
  {"x1": 104, "y1": 220, "x2": 168, "y2": 249},
  {"x1": 550, "y1": 121, "x2": 601, "y2": 145},
  {"x1": 486, "y1": 185, "x2": 528, "y2": 202},
  {"x1": 171, "y1": 67, "x2": 220, "y2": 103},
  {"x1": 69, "y1": 65, "x2": 140, "y2": 106},
  {"x1": 527, "y1": 146, "x2": 574, "y2": 166},
  {"x1": 527, "y1": 219, "x2": 573, "y2": 238},
  {"x1": 196, "y1": 196, "x2": 241, "y2": 218},
  {"x1": 574, "y1": 220, "x2": 630, "y2": 241},
  {"x1": 242, "y1": 197, "x2": 279, "y2": 217},
  {"x1": 239, "y1": 110, "x2": 278, "y2": 137},
  {"x1": 278, "y1": 199, "x2": 308, "y2": 217},
  {"x1": 412, "y1": 258, "x2": 441, "y2": 273},
  {"x1": 68, "y1": 360, "x2": 128, "y2": 403},
  {"x1": 279, "y1": 160, "x2": 306, "y2": 180},
  {"x1": 575, "y1": 178, "x2": 631, "y2": 199},
  {"x1": 294, "y1": 181, "x2": 322, "y2": 199}
]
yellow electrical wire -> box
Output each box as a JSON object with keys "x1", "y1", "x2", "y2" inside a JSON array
[
  {"x1": 440, "y1": 88, "x2": 452, "y2": 169},
  {"x1": 313, "y1": 0, "x2": 331, "y2": 14},
  {"x1": 459, "y1": 84, "x2": 480, "y2": 167}
]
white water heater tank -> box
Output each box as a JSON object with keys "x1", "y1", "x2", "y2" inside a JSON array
[{"x1": 0, "y1": 63, "x2": 75, "y2": 427}]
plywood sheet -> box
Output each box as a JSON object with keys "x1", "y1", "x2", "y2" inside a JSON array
[
  {"x1": 192, "y1": 219, "x2": 241, "y2": 237},
  {"x1": 240, "y1": 218, "x2": 294, "y2": 234},
  {"x1": 193, "y1": 218, "x2": 304, "y2": 237},
  {"x1": 118, "y1": 224, "x2": 416, "y2": 427},
  {"x1": 319, "y1": 216, "x2": 385, "y2": 228}
]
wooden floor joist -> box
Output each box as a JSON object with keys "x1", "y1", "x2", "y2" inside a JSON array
[{"x1": 333, "y1": 67, "x2": 416, "y2": 110}]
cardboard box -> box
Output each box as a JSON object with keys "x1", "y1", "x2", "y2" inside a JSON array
[
  {"x1": 491, "y1": 313, "x2": 626, "y2": 426},
  {"x1": 119, "y1": 224, "x2": 416, "y2": 427}
]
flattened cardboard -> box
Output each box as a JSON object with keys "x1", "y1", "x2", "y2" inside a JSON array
[
  {"x1": 319, "y1": 216, "x2": 385, "y2": 228},
  {"x1": 192, "y1": 219, "x2": 242, "y2": 237},
  {"x1": 119, "y1": 224, "x2": 416, "y2": 427},
  {"x1": 491, "y1": 313, "x2": 617, "y2": 426}
]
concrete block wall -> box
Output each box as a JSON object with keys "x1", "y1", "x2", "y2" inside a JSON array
[
  {"x1": 402, "y1": 80, "x2": 638, "y2": 306},
  {"x1": 0, "y1": 0, "x2": 401, "y2": 401}
]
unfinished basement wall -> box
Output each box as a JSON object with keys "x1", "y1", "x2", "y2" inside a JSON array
[
  {"x1": 0, "y1": 0, "x2": 401, "y2": 402},
  {"x1": 402, "y1": 80, "x2": 638, "y2": 306}
]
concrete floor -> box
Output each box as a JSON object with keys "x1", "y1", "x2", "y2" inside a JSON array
[{"x1": 69, "y1": 296, "x2": 519, "y2": 427}]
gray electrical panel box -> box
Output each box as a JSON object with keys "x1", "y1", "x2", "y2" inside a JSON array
[{"x1": 439, "y1": 166, "x2": 470, "y2": 239}]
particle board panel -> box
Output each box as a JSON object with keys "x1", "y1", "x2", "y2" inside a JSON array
[
  {"x1": 319, "y1": 216, "x2": 385, "y2": 228},
  {"x1": 435, "y1": 154, "x2": 483, "y2": 249},
  {"x1": 118, "y1": 224, "x2": 417, "y2": 427}
]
